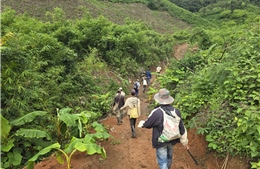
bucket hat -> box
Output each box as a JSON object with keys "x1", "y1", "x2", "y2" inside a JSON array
[{"x1": 154, "y1": 88, "x2": 174, "y2": 105}]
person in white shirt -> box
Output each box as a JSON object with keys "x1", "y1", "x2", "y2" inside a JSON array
[
  {"x1": 142, "y1": 77, "x2": 147, "y2": 93},
  {"x1": 118, "y1": 87, "x2": 125, "y2": 97},
  {"x1": 156, "y1": 66, "x2": 162, "y2": 74}
]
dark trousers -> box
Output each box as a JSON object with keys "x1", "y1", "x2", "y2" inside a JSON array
[
  {"x1": 147, "y1": 78, "x2": 151, "y2": 85},
  {"x1": 134, "y1": 88, "x2": 139, "y2": 96},
  {"x1": 129, "y1": 117, "x2": 137, "y2": 137},
  {"x1": 143, "y1": 85, "x2": 147, "y2": 93}
]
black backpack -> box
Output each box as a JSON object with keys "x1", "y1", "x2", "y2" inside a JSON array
[{"x1": 134, "y1": 82, "x2": 138, "y2": 89}]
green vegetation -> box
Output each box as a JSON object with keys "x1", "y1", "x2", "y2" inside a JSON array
[
  {"x1": 161, "y1": 0, "x2": 217, "y2": 28},
  {"x1": 1, "y1": 108, "x2": 110, "y2": 169},
  {"x1": 1, "y1": 4, "x2": 177, "y2": 168},
  {"x1": 169, "y1": 0, "x2": 260, "y2": 12},
  {"x1": 1, "y1": 0, "x2": 260, "y2": 168},
  {"x1": 157, "y1": 19, "x2": 260, "y2": 169}
]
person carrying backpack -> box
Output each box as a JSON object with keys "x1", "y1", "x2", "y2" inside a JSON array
[
  {"x1": 112, "y1": 90, "x2": 125, "y2": 125},
  {"x1": 120, "y1": 89, "x2": 141, "y2": 138},
  {"x1": 138, "y1": 88, "x2": 189, "y2": 169},
  {"x1": 133, "y1": 79, "x2": 140, "y2": 96}
]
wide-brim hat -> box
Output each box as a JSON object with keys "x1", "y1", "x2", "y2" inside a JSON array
[{"x1": 154, "y1": 88, "x2": 174, "y2": 105}]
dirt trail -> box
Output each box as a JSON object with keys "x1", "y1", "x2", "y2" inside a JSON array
[{"x1": 33, "y1": 44, "x2": 250, "y2": 169}]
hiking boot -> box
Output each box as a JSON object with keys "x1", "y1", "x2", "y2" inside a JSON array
[
  {"x1": 131, "y1": 133, "x2": 136, "y2": 138},
  {"x1": 117, "y1": 117, "x2": 122, "y2": 125},
  {"x1": 120, "y1": 114, "x2": 124, "y2": 123}
]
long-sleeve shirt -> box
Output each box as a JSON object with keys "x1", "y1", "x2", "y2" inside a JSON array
[
  {"x1": 142, "y1": 104, "x2": 188, "y2": 148},
  {"x1": 113, "y1": 94, "x2": 125, "y2": 109},
  {"x1": 120, "y1": 96, "x2": 141, "y2": 117},
  {"x1": 145, "y1": 71, "x2": 152, "y2": 79}
]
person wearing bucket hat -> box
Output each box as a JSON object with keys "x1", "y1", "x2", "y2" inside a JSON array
[
  {"x1": 138, "y1": 88, "x2": 189, "y2": 169},
  {"x1": 154, "y1": 88, "x2": 174, "y2": 105}
]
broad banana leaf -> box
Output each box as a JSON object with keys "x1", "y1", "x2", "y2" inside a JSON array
[
  {"x1": 64, "y1": 137, "x2": 85, "y2": 154},
  {"x1": 74, "y1": 142, "x2": 106, "y2": 158},
  {"x1": 92, "y1": 132, "x2": 110, "y2": 140},
  {"x1": 92, "y1": 121, "x2": 107, "y2": 132},
  {"x1": 58, "y1": 108, "x2": 79, "y2": 126},
  {"x1": 64, "y1": 135, "x2": 95, "y2": 154},
  {"x1": 1, "y1": 115, "x2": 11, "y2": 138},
  {"x1": 77, "y1": 111, "x2": 95, "y2": 124},
  {"x1": 15, "y1": 128, "x2": 51, "y2": 140},
  {"x1": 58, "y1": 107, "x2": 72, "y2": 115},
  {"x1": 27, "y1": 143, "x2": 60, "y2": 169},
  {"x1": 10, "y1": 111, "x2": 48, "y2": 126}
]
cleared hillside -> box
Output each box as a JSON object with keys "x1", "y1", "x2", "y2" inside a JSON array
[{"x1": 1, "y1": 0, "x2": 191, "y2": 33}]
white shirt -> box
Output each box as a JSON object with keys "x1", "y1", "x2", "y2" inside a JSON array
[
  {"x1": 121, "y1": 91, "x2": 125, "y2": 97},
  {"x1": 143, "y1": 79, "x2": 147, "y2": 86},
  {"x1": 116, "y1": 91, "x2": 125, "y2": 97},
  {"x1": 156, "y1": 66, "x2": 162, "y2": 73}
]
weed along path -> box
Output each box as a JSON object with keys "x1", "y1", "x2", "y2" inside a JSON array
[{"x1": 32, "y1": 44, "x2": 250, "y2": 169}]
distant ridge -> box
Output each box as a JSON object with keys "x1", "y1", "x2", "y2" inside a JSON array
[{"x1": 1, "y1": 0, "x2": 192, "y2": 33}]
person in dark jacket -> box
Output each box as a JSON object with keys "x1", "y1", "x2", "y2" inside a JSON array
[
  {"x1": 138, "y1": 88, "x2": 189, "y2": 169},
  {"x1": 113, "y1": 90, "x2": 125, "y2": 125},
  {"x1": 133, "y1": 79, "x2": 140, "y2": 96},
  {"x1": 145, "y1": 68, "x2": 152, "y2": 86}
]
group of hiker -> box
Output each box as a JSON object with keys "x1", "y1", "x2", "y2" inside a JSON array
[
  {"x1": 112, "y1": 67, "x2": 160, "y2": 128},
  {"x1": 111, "y1": 66, "x2": 189, "y2": 169},
  {"x1": 133, "y1": 67, "x2": 154, "y2": 96}
]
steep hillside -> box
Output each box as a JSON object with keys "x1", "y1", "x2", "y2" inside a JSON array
[
  {"x1": 28, "y1": 44, "x2": 250, "y2": 169},
  {"x1": 1, "y1": 0, "x2": 191, "y2": 33}
]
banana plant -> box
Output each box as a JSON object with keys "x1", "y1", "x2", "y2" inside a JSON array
[
  {"x1": 55, "y1": 107, "x2": 99, "y2": 142},
  {"x1": 1, "y1": 111, "x2": 49, "y2": 168},
  {"x1": 27, "y1": 122, "x2": 110, "y2": 169}
]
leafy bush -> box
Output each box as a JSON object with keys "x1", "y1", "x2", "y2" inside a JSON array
[
  {"x1": 1, "y1": 108, "x2": 110, "y2": 168},
  {"x1": 158, "y1": 23, "x2": 260, "y2": 165},
  {"x1": 1, "y1": 7, "x2": 176, "y2": 168}
]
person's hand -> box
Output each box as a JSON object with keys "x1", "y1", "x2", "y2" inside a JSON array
[
  {"x1": 138, "y1": 120, "x2": 145, "y2": 128},
  {"x1": 183, "y1": 144, "x2": 189, "y2": 150}
]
